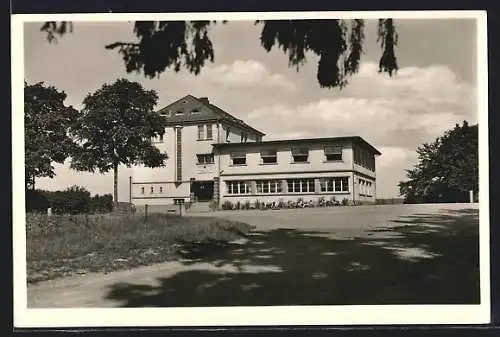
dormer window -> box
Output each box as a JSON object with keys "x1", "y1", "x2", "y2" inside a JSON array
[
  {"x1": 261, "y1": 149, "x2": 277, "y2": 164},
  {"x1": 324, "y1": 146, "x2": 342, "y2": 161},
  {"x1": 159, "y1": 109, "x2": 171, "y2": 117},
  {"x1": 175, "y1": 110, "x2": 183, "y2": 115},
  {"x1": 230, "y1": 151, "x2": 246, "y2": 166},
  {"x1": 191, "y1": 108, "x2": 200, "y2": 114},
  {"x1": 292, "y1": 148, "x2": 309, "y2": 163}
]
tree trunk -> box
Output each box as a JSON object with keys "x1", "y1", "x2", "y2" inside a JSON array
[{"x1": 113, "y1": 163, "x2": 119, "y2": 206}]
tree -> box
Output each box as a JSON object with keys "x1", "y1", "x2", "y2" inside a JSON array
[
  {"x1": 40, "y1": 19, "x2": 398, "y2": 89},
  {"x1": 69, "y1": 78, "x2": 168, "y2": 204},
  {"x1": 24, "y1": 81, "x2": 78, "y2": 190},
  {"x1": 398, "y1": 121, "x2": 478, "y2": 204}
]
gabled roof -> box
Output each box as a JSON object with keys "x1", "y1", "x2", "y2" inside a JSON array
[
  {"x1": 212, "y1": 136, "x2": 382, "y2": 155},
  {"x1": 157, "y1": 95, "x2": 265, "y2": 136}
]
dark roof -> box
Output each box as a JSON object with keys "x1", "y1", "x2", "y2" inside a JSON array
[
  {"x1": 205, "y1": 102, "x2": 265, "y2": 136},
  {"x1": 212, "y1": 136, "x2": 382, "y2": 155},
  {"x1": 157, "y1": 95, "x2": 265, "y2": 136}
]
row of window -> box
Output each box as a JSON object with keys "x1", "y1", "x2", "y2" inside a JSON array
[
  {"x1": 359, "y1": 178, "x2": 374, "y2": 197},
  {"x1": 230, "y1": 146, "x2": 343, "y2": 166},
  {"x1": 226, "y1": 177, "x2": 350, "y2": 195},
  {"x1": 354, "y1": 147, "x2": 375, "y2": 171},
  {"x1": 140, "y1": 186, "x2": 164, "y2": 194},
  {"x1": 152, "y1": 124, "x2": 255, "y2": 144}
]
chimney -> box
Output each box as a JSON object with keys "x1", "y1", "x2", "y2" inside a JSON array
[{"x1": 199, "y1": 97, "x2": 209, "y2": 104}]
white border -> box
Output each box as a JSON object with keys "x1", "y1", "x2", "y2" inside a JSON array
[{"x1": 12, "y1": 10, "x2": 490, "y2": 327}]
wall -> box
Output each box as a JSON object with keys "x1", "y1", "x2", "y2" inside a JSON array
[
  {"x1": 353, "y1": 173, "x2": 376, "y2": 204},
  {"x1": 218, "y1": 141, "x2": 354, "y2": 176}
]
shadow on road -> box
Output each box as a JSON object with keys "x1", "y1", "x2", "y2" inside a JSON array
[{"x1": 105, "y1": 208, "x2": 480, "y2": 307}]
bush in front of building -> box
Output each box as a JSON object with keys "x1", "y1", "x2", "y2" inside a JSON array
[{"x1": 218, "y1": 196, "x2": 356, "y2": 211}]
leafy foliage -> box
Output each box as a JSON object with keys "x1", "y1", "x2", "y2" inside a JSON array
[
  {"x1": 40, "y1": 19, "x2": 399, "y2": 89},
  {"x1": 25, "y1": 186, "x2": 113, "y2": 214},
  {"x1": 69, "y1": 78, "x2": 168, "y2": 202},
  {"x1": 398, "y1": 121, "x2": 478, "y2": 204},
  {"x1": 24, "y1": 82, "x2": 79, "y2": 189}
]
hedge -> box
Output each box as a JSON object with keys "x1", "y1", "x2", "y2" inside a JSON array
[{"x1": 26, "y1": 186, "x2": 114, "y2": 214}]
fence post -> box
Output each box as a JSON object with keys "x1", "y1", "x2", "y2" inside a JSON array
[
  {"x1": 145, "y1": 204, "x2": 148, "y2": 220},
  {"x1": 469, "y1": 190, "x2": 474, "y2": 203}
]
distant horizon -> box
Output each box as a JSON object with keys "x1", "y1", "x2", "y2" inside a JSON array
[{"x1": 23, "y1": 18, "x2": 479, "y2": 200}]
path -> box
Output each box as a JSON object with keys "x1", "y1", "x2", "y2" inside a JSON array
[{"x1": 27, "y1": 203, "x2": 479, "y2": 307}]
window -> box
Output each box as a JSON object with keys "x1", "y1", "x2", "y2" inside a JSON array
[
  {"x1": 226, "y1": 181, "x2": 251, "y2": 195},
  {"x1": 261, "y1": 149, "x2": 277, "y2": 164},
  {"x1": 141, "y1": 187, "x2": 145, "y2": 194},
  {"x1": 175, "y1": 110, "x2": 183, "y2": 115},
  {"x1": 191, "y1": 108, "x2": 200, "y2": 114},
  {"x1": 292, "y1": 148, "x2": 309, "y2": 163},
  {"x1": 321, "y1": 177, "x2": 350, "y2": 192},
  {"x1": 159, "y1": 186, "x2": 163, "y2": 193},
  {"x1": 324, "y1": 146, "x2": 342, "y2": 161},
  {"x1": 256, "y1": 180, "x2": 282, "y2": 194},
  {"x1": 197, "y1": 125, "x2": 204, "y2": 140},
  {"x1": 196, "y1": 153, "x2": 215, "y2": 165},
  {"x1": 206, "y1": 124, "x2": 213, "y2": 140},
  {"x1": 240, "y1": 132, "x2": 248, "y2": 143},
  {"x1": 287, "y1": 179, "x2": 315, "y2": 193},
  {"x1": 230, "y1": 151, "x2": 246, "y2": 165},
  {"x1": 160, "y1": 109, "x2": 170, "y2": 116},
  {"x1": 150, "y1": 186, "x2": 154, "y2": 194}
]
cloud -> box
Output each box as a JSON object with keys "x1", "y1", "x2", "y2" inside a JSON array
[
  {"x1": 247, "y1": 62, "x2": 476, "y2": 146},
  {"x1": 245, "y1": 62, "x2": 477, "y2": 197},
  {"x1": 201, "y1": 60, "x2": 297, "y2": 90}
]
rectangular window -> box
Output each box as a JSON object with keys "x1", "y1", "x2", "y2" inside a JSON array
[
  {"x1": 261, "y1": 149, "x2": 277, "y2": 164},
  {"x1": 196, "y1": 153, "x2": 215, "y2": 165},
  {"x1": 150, "y1": 186, "x2": 154, "y2": 194},
  {"x1": 206, "y1": 124, "x2": 213, "y2": 140},
  {"x1": 292, "y1": 148, "x2": 309, "y2": 163},
  {"x1": 256, "y1": 180, "x2": 282, "y2": 194},
  {"x1": 286, "y1": 179, "x2": 315, "y2": 193},
  {"x1": 197, "y1": 125, "x2": 204, "y2": 140},
  {"x1": 141, "y1": 187, "x2": 145, "y2": 194},
  {"x1": 230, "y1": 151, "x2": 246, "y2": 165},
  {"x1": 226, "y1": 181, "x2": 251, "y2": 195},
  {"x1": 324, "y1": 146, "x2": 342, "y2": 161},
  {"x1": 321, "y1": 177, "x2": 349, "y2": 192},
  {"x1": 159, "y1": 186, "x2": 163, "y2": 193}
]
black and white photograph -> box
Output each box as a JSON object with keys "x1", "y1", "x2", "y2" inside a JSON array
[{"x1": 12, "y1": 10, "x2": 489, "y2": 327}]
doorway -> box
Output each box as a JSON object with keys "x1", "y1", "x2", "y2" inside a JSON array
[{"x1": 191, "y1": 180, "x2": 214, "y2": 202}]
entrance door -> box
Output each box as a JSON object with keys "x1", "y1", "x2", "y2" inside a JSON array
[{"x1": 191, "y1": 180, "x2": 214, "y2": 202}]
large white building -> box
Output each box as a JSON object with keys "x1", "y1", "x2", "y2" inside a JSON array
[{"x1": 131, "y1": 95, "x2": 381, "y2": 211}]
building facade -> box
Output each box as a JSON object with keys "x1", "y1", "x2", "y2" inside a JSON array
[{"x1": 131, "y1": 95, "x2": 381, "y2": 209}]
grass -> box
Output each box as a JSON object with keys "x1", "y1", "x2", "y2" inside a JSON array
[{"x1": 26, "y1": 212, "x2": 254, "y2": 284}]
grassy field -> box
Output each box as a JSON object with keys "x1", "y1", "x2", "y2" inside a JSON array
[{"x1": 26, "y1": 213, "x2": 253, "y2": 284}]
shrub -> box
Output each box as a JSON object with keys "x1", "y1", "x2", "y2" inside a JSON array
[
  {"x1": 221, "y1": 200, "x2": 233, "y2": 210},
  {"x1": 342, "y1": 198, "x2": 349, "y2": 206},
  {"x1": 25, "y1": 189, "x2": 50, "y2": 213},
  {"x1": 244, "y1": 200, "x2": 251, "y2": 210}
]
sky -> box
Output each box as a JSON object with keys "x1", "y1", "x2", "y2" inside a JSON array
[{"x1": 23, "y1": 17, "x2": 478, "y2": 200}]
